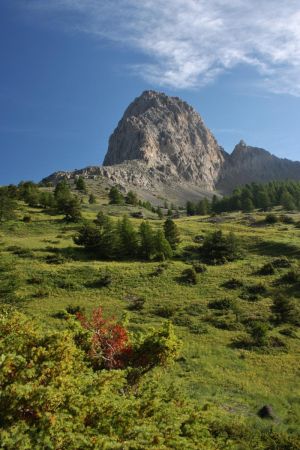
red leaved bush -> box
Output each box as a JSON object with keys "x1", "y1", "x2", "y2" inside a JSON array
[{"x1": 77, "y1": 307, "x2": 132, "y2": 369}]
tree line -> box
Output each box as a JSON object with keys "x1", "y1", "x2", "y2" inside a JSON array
[
  {"x1": 74, "y1": 214, "x2": 180, "y2": 261},
  {"x1": 186, "y1": 180, "x2": 300, "y2": 215}
]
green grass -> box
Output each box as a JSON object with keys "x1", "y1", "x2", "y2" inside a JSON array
[{"x1": 1, "y1": 202, "x2": 300, "y2": 436}]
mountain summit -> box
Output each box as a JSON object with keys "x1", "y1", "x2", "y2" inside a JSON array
[
  {"x1": 104, "y1": 90, "x2": 225, "y2": 191},
  {"x1": 43, "y1": 91, "x2": 300, "y2": 203}
]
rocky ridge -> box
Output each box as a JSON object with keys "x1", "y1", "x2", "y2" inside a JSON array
[{"x1": 43, "y1": 91, "x2": 300, "y2": 202}]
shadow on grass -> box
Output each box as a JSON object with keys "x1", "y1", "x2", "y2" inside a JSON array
[{"x1": 251, "y1": 240, "x2": 300, "y2": 259}]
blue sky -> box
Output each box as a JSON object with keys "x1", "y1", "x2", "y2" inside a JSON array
[{"x1": 1, "y1": 0, "x2": 300, "y2": 185}]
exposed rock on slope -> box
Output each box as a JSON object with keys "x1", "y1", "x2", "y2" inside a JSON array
[
  {"x1": 218, "y1": 140, "x2": 300, "y2": 192},
  {"x1": 104, "y1": 90, "x2": 225, "y2": 191},
  {"x1": 42, "y1": 91, "x2": 300, "y2": 202}
]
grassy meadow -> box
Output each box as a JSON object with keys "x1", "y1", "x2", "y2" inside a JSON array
[{"x1": 0, "y1": 189, "x2": 300, "y2": 446}]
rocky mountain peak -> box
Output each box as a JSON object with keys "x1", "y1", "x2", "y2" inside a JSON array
[
  {"x1": 103, "y1": 90, "x2": 225, "y2": 190},
  {"x1": 43, "y1": 91, "x2": 300, "y2": 203}
]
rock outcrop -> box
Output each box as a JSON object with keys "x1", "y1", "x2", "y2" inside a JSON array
[
  {"x1": 218, "y1": 140, "x2": 300, "y2": 192},
  {"x1": 42, "y1": 91, "x2": 300, "y2": 203},
  {"x1": 104, "y1": 90, "x2": 225, "y2": 191}
]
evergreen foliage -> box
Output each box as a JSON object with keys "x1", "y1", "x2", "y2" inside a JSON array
[
  {"x1": 201, "y1": 230, "x2": 241, "y2": 264},
  {"x1": 75, "y1": 215, "x2": 173, "y2": 261},
  {"x1": 109, "y1": 186, "x2": 124, "y2": 205},
  {"x1": 88, "y1": 193, "x2": 97, "y2": 204},
  {"x1": 163, "y1": 217, "x2": 180, "y2": 250},
  {"x1": 187, "y1": 180, "x2": 300, "y2": 215},
  {"x1": 75, "y1": 176, "x2": 87, "y2": 193},
  {"x1": 0, "y1": 188, "x2": 17, "y2": 223},
  {"x1": 125, "y1": 190, "x2": 138, "y2": 205}
]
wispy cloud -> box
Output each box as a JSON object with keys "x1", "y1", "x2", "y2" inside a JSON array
[{"x1": 26, "y1": 0, "x2": 300, "y2": 95}]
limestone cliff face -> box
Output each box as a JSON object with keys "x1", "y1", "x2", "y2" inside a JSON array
[
  {"x1": 218, "y1": 140, "x2": 300, "y2": 192},
  {"x1": 103, "y1": 90, "x2": 225, "y2": 191}
]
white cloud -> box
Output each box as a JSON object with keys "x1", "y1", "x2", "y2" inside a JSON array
[{"x1": 27, "y1": 0, "x2": 300, "y2": 95}]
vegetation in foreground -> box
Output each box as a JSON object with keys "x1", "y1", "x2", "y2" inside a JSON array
[{"x1": 0, "y1": 179, "x2": 300, "y2": 449}]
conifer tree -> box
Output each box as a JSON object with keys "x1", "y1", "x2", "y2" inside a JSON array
[
  {"x1": 163, "y1": 217, "x2": 180, "y2": 250},
  {"x1": 156, "y1": 207, "x2": 163, "y2": 219},
  {"x1": 153, "y1": 230, "x2": 173, "y2": 261},
  {"x1": 109, "y1": 186, "x2": 124, "y2": 205},
  {"x1": 89, "y1": 193, "x2": 97, "y2": 204},
  {"x1": 126, "y1": 190, "x2": 138, "y2": 205},
  {"x1": 117, "y1": 215, "x2": 139, "y2": 259},
  {"x1": 0, "y1": 189, "x2": 17, "y2": 223},
  {"x1": 75, "y1": 176, "x2": 87, "y2": 193},
  {"x1": 139, "y1": 221, "x2": 155, "y2": 260}
]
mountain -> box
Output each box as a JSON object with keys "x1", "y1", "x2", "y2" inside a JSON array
[
  {"x1": 218, "y1": 140, "x2": 300, "y2": 192},
  {"x1": 42, "y1": 91, "x2": 300, "y2": 203},
  {"x1": 103, "y1": 90, "x2": 225, "y2": 191}
]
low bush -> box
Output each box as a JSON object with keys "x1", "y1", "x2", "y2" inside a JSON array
[
  {"x1": 181, "y1": 267, "x2": 198, "y2": 284},
  {"x1": 45, "y1": 254, "x2": 67, "y2": 264},
  {"x1": 265, "y1": 213, "x2": 278, "y2": 224},
  {"x1": 208, "y1": 298, "x2": 235, "y2": 310},
  {"x1": 277, "y1": 269, "x2": 299, "y2": 284},
  {"x1": 222, "y1": 278, "x2": 244, "y2": 289},
  {"x1": 272, "y1": 257, "x2": 291, "y2": 268},
  {"x1": 191, "y1": 262, "x2": 207, "y2": 273},
  {"x1": 257, "y1": 262, "x2": 275, "y2": 275},
  {"x1": 88, "y1": 269, "x2": 112, "y2": 288},
  {"x1": 22, "y1": 215, "x2": 32, "y2": 223}
]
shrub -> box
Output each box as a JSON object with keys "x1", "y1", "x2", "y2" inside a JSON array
[
  {"x1": 45, "y1": 254, "x2": 67, "y2": 264},
  {"x1": 248, "y1": 321, "x2": 269, "y2": 347},
  {"x1": 127, "y1": 296, "x2": 145, "y2": 311},
  {"x1": 241, "y1": 283, "x2": 268, "y2": 301},
  {"x1": 258, "y1": 262, "x2": 275, "y2": 275},
  {"x1": 208, "y1": 298, "x2": 235, "y2": 310},
  {"x1": 89, "y1": 269, "x2": 112, "y2": 288},
  {"x1": 12, "y1": 247, "x2": 34, "y2": 258},
  {"x1": 185, "y1": 303, "x2": 206, "y2": 316},
  {"x1": 278, "y1": 269, "x2": 299, "y2": 284},
  {"x1": 22, "y1": 215, "x2": 31, "y2": 223},
  {"x1": 66, "y1": 305, "x2": 86, "y2": 316},
  {"x1": 265, "y1": 213, "x2": 278, "y2": 224},
  {"x1": 181, "y1": 267, "x2": 198, "y2": 285},
  {"x1": 153, "y1": 305, "x2": 176, "y2": 318},
  {"x1": 280, "y1": 215, "x2": 295, "y2": 224},
  {"x1": 192, "y1": 262, "x2": 207, "y2": 273},
  {"x1": 201, "y1": 230, "x2": 241, "y2": 264},
  {"x1": 222, "y1": 278, "x2": 244, "y2": 289},
  {"x1": 272, "y1": 257, "x2": 291, "y2": 269},
  {"x1": 279, "y1": 327, "x2": 298, "y2": 338},
  {"x1": 271, "y1": 296, "x2": 299, "y2": 325}
]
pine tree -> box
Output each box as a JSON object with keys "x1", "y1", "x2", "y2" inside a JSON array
[
  {"x1": 280, "y1": 190, "x2": 296, "y2": 211},
  {"x1": 163, "y1": 218, "x2": 180, "y2": 250},
  {"x1": 0, "y1": 189, "x2": 17, "y2": 223},
  {"x1": 156, "y1": 207, "x2": 163, "y2": 219},
  {"x1": 117, "y1": 216, "x2": 139, "y2": 259},
  {"x1": 61, "y1": 196, "x2": 82, "y2": 222},
  {"x1": 153, "y1": 230, "x2": 173, "y2": 261},
  {"x1": 241, "y1": 196, "x2": 254, "y2": 212},
  {"x1": 75, "y1": 176, "x2": 87, "y2": 193},
  {"x1": 54, "y1": 180, "x2": 71, "y2": 201},
  {"x1": 126, "y1": 191, "x2": 138, "y2": 206},
  {"x1": 186, "y1": 201, "x2": 196, "y2": 216},
  {"x1": 196, "y1": 199, "x2": 209, "y2": 215},
  {"x1": 139, "y1": 221, "x2": 155, "y2": 260},
  {"x1": 89, "y1": 193, "x2": 97, "y2": 204},
  {"x1": 109, "y1": 186, "x2": 124, "y2": 205}
]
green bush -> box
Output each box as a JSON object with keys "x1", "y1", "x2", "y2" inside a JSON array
[
  {"x1": 181, "y1": 267, "x2": 198, "y2": 285},
  {"x1": 265, "y1": 213, "x2": 278, "y2": 224},
  {"x1": 201, "y1": 230, "x2": 241, "y2": 264}
]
